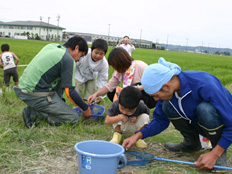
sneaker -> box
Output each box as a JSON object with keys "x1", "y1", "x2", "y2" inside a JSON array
[{"x1": 135, "y1": 139, "x2": 147, "y2": 149}]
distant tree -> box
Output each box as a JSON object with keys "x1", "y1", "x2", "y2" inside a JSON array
[
  {"x1": 35, "y1": 33, "x2": 40, "y2": 40},
  {"x1": 160, "y1": 46, "x2": 165, "y2": 50},
  {"x1": 26, "y1": 32, "x2": 30, "y2": 39},
  {"x1": 31, "y1": 33, "x2": 34, "y2": 39},
  {"x1": 22, "y1": 31, "x2": 27, "y2": 36},
  {"x1": 152, "y1": 43, "x2": 156, "y2": 49},
  {"x1": 223, "y1": 51, "x2": 231, "y2": 56},
  {"x1": 215, "y1": 51, "x2": 220, "y2": 55}
]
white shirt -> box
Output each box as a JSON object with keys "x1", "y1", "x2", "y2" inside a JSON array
[
  {"x1": 1, "y1": 52, "x2": 16, "y2": 70},
  {"x1": 75, "y1": 48, "x2": 109, "y2": 89},
  {"x1": 116, "y1": 44, "x2": 135, "y2": 56}
]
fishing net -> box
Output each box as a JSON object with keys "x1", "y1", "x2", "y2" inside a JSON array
[
  {"x1": 125, "y1": 151, "x2": 154, "y2": 166},
  {"x1": 73, "y1": 104, "x2": 105, "y2": 119}
]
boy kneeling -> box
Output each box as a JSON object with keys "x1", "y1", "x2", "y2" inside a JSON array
[{"x1": 105, "y1": 86, "x2": 150, "y2": 148}]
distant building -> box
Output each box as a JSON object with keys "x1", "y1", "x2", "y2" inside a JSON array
[
  {"x1": 0, "y1": 20, "x2": 152, "y2": 48},
  {"x1": 63, "y1": 31, "x2": 153, "y2": 48},
  {"x1": 0, "y1": 21, "x2": 65, "y2": 41}
]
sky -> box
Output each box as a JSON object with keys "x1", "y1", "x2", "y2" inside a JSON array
[{"x1": 1, "y1": 0, "x2": 232, "y2": 49}]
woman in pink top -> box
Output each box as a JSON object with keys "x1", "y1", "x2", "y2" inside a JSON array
[{"x1": 88, "y1": 47, "x2": 156, "y2": 108}]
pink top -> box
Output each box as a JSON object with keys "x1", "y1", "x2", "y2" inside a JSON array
[{"x1": 105, "y1": 60, "x2": 148, "y2": 92}]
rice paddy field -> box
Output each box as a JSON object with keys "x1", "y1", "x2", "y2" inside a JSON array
[{"x1": 0, "y1": 38, "x2": 232, "y2": 174}]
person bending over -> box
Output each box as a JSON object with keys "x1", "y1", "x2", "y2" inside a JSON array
[{"x1": 14, "y1": 36, "x2": 91, "y2": 128}]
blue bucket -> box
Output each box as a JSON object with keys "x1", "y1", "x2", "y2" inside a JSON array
[{"x1": 74, "y1": 140, "x2": 127, "y2": 174}]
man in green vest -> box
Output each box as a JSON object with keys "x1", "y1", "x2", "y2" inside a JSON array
[{"x1": 14, "y1": 36, "x2": 91, "y2": 128}]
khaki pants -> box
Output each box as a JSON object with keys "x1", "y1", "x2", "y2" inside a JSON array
[
  {"x1": 75, "y1": 79, "x2": 96, "y2": 100},
  {"x1": 113, "y1": 113, "x2": 150, "y2": 134}
]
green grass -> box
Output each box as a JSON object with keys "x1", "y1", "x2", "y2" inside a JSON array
[{"x1": 0, "y1": 38, "x2": 232, "y2": 174}]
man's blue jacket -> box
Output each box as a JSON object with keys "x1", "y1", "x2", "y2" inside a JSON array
[{"x1": 141, "y1": 71, "x2": 232, "y2": 150}]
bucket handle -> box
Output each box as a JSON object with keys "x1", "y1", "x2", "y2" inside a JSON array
[{"x1": 118, "y1": 154, "x2": 127, "y2": 169}]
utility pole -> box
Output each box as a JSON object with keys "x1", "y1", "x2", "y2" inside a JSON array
[
  {"x1": 39, "y1": 16, "x2": 43, "y2": 38},
  {"x1": 166, "y1": 34, "x2": 169, "y2": 50},
  {"x1": 186, "y1": 38, "x2": 188, "y2": 52},
  {"x1": 208, "y1": 43, "x2": 210, "y2": 54},
  {"x1": 47, "y1": 17, "x2": 50, "y2": 40},
  {"x1": 140, "y1": 29, "x2": 142, "y2": 48},
  {"x1": 201, "y1": 41, "x2": 204, "y2": 54},
  {"x1": 108, "y1": 24, "x2": 111, "y2": 44},
  {"x1": 57, "y1": 14, "x2": 60, "y2": 41}
]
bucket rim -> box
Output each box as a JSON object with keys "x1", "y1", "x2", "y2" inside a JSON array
[{"x1": 74, "y1": 140, "x2": 125, "y2": 158}]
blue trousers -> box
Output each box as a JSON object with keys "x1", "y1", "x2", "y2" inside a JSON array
[{"x1": 162, "y1": 101, "x2": 224, "y2": 137}]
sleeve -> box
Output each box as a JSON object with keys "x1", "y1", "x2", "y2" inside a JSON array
[
  {"x1": 104, "y1": 72, "x2": 121, "y2": 92},
  {"x1": 140, "y1": 101, "x2": 170, "y2": 139},
  {"x1": 106, "y1": 101, "x2": 119, "y2": 116},
  {"x1": 60, "y1": 52, "x2": 76, "y2": 88},
  {"x1": 96, "y1": 58, "x2": 109, "y2": 89},
  {"x1": 65, "y1": 87, "x2": 88, "y2": 111},
  {"x1": 131, "y1": 61, "x2": 148, "y2": 84},
  {"x1": 130, "y1": 45, "x2": 135, "y2": 51}
]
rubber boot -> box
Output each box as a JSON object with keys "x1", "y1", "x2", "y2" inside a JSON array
[
  {"x1": 202, "y1": 127, "x2": 227, "y2": 173},
  {"x1": 164, "y1": 118, "x2": 202, "y2": 152},
  {"x1": 110, "y1": 132, "x2": 122, "y2": 144},
  {"x1": 135, "y1": 139, "x2": 147, "y2": 149}
]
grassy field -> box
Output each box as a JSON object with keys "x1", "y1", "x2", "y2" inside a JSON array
[{"x1": 0, "y1": 38, "x2": 232, "y2": 174}]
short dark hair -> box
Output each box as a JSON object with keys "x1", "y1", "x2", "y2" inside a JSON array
[
  {"x1": 64, "y1": 35, "x2": 88, "y2": 54},
  {"x1": 1, "y1": 44, "x2": 10, "y2": 52},
  {"x1": 123, "y1": 36, "x2": 130, "y2": 39},
  {"x1": 119, "y1": 86, "x2": 142, "y2": 109},
  {"x1": 108, "y1": 47, "x2": 134, "y2": 73},
  {"x1": 91, "y1": 39, "x2": 108, "y2": 54}
]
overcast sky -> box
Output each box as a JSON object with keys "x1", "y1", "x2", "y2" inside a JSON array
[{"x1": 1, "y1": 0, "x2": 232, "y2": 49}]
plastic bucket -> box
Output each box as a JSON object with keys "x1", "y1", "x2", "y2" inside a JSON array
[{"x1": 74, "y1": 140, "x2": 127, "y2": 174}]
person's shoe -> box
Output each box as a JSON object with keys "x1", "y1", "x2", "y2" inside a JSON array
[
  {"x1": 110, "y1": 132, "x2": 122, "y2": 144},
  {"x1": 211, "y1": 151, "x2": 227, "y2": 173},
  {"x1": 22, "y1": 107, "x2": 39, "y2": 128},
  {"x1": 164, "y1": 141, "x2": 202, "y2": 152},
  {"x1": 22, "y1": 107, "x2": 33, "y2": 128},
  {"x1": 135, "y1": 139, "x2": 147, "y2": 149}
]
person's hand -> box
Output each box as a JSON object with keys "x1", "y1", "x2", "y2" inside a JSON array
[
  {"x1": 122, "y1": 132, "x2": 142, "y2": 150},
  {"x1": 119, "y1": 114, "x2": 129, "y2": 124},
  {"x1": 87, "y1": 93, "x2": 97, "y2": 105},
  {"x1": 195, "y1": 150, "x2": 220, "y2": 170},
  {"x1": 129, "y1": 116, "x2": 137, "y2": 124},
  {"x1": 82, "y1": 107, "x2": 91, "y2": 119}
]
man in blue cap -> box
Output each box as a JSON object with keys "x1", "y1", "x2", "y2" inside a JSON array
[{"x1": 122, "y1": 57, "x2": 232, "y2": 172}]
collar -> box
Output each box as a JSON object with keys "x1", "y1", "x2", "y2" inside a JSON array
[{"x1": 178, "y1": 72, "x2": 192, "y2": 98}]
